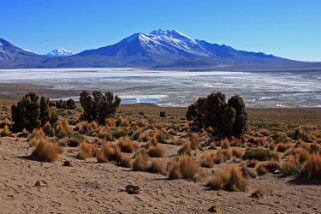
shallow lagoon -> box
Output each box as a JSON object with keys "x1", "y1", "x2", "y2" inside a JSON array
[{"x1": 0, "y1": 68, "x2": 320, "y2": 107}]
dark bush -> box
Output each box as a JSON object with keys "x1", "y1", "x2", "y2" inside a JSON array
[
  {"x1": 186, "y1": 92, "x2": 248, "y2": 138},
  {"x1": 80, "y1": 90, "x2": 121, "y2": 124},
  {"x1": 160, "y1": 111, "x2": 166, "y2": 118},
  {"x1": 50, "y1": 99, "x2": 76, "y2": 109},
  {"x1": 11, "y1": 92, "x2": 58, "y2": 132}
]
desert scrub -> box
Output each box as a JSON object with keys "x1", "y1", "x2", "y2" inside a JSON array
[
  {"x1": 0, "y1": 125, "x2": 11, "y2": 137},
  {"x1": 201, "y1": 153, "x2": 214, "y2": 168},
  {"x1": 31, "y1": 138, "x2": 62, "y2": 162},
  {"x1": 167, "y1": 155, "x2": 200, "y2": 180},
  {"x1": 117, "y1": 137, "x2": 137, "y2": 153},
  {"x1": 281, "y1": 162, "x2": 300, "y2": 176},
  {"x1": 206, "y1": 165, "x2": 247, "y2": 191},
  {"x1": 302, "y1": 153, "x2": 321, "y2": 179},
  {"x1": 55, "y1": 119, "x2": 72, "y2": 137},
  {"x1": 243, "y1": 148, "x2": 276, "y2": 161},
  {"x1": 132, "y1": 150, "x2": 149, "y2": 171},
  {"x1": 77, "y1": 143, "x2": 96, "y2": 160},
  {"x1": 256, "y1": 161, "x2": 281, "y2": 175},
  {"x1": 177, "y1": 139, "x2": 192, "y2": 155},
  {"x1": 251, "y1": 186, "x2": 266, "y2": 198},
  {"x1": 148, "y1": 145, "x2": 165, "y2": 157}
]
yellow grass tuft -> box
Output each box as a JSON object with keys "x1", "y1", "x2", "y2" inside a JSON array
[
  {"x1": 201, "y1": 153, "x2": 214, "y2": 168},
  {"x1": 96, "y1": 143, "x2": 114, "y2": 162},
  {"x1": 147, "y1": 160, "x2": 164, "y2": 174},
  {"x1": 167, "y1": 155, "x2": 199, "y2": 180},
  {"x1": 117, "y1": 137, "x2": 137, "y2": 153},
  {"x1": 148, "y1": 145, "x2": 165, "y2": 157},
  {"x1": 56, "y1": 119, "x2": 72, "y2": 136},
  {"x1": 132, "y1": 150, "x2": 149, "y2": 171},
  {"x1": 77, "y1": 143, "x2": 95, "y2": 160},
  {"x1": 251, "y1": 186, "x2": 266, "y2": 198},
  {"x1": 177, "y1": 139, "x2": 192, "y2": 155},
  {"x1": 206, "y1": 165, "x2": 247, "y2": 191},
  {"x1": 31, "y1": 138, "x2": 62, "y2": 162},
  {"x1": 1, "y1": 125, "x2": 11, "y2": 137},
  {"x1": 302, "y1": 153, "x2": 321, "y2": 179}
]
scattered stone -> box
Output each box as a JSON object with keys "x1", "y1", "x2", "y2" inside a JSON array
[
  {"x1": 125, "y1": 185, "x2": 140, "y2": 194},
  {"x1": 63, "y1": 160, "x2": 72, "y2": 167},
  {"x1": 35, "y1": 180, "x2": 48, "y2": 187}
]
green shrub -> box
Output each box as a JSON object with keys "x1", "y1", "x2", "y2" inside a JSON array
[
  {"x1": 243, "y1": 148, "x2": 275, "y2": 161},
  {"x1": 186, "y1": 92, "x2": 248, "y2": 138},
  {"x1": 11, "y1": 92, "x2": 57, "y2": 132},
  {"x1": 160, "y1": 111, "x2": 166, "y2": 118},
  {"x1": 80, "y1": 90, "x2": 121, "y2": 124}
]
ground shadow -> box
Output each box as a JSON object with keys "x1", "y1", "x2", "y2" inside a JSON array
[{"x1": 287, "y1": 176, "x2": 321, "y2": 185}]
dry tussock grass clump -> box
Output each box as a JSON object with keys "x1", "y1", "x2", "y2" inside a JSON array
[
  {"x1": 0, "y1": 118, "x2": 13, "y2": 129},
  {"x1": 220, "y1": 139, "x2": 230, "y2": 149},
  {"x1": 1, "y1": 125, "x2": 11, "y2": 137},
  {"x1": 105, "y1": 118, "x2": 116, "y2": 127},
  {"x1": 190, "y1": 133, "x2": 200, "y2": 149},
  {"x1": 132, "y1": 150, "x2": 149, "y2": 171},
  {"x1": 148, "y1": 145, "x2": 165, "y2": 157},
  {"x1": 309, "y1": 143, "x2": 321, "y2": 153},
  {"x1": 75, "y1": 121, "x2": 98, "y2": 135},
  {"x1": 167, "y1": 155, "x2": 200, "y2": 180},
  {"x1": 302, "y1": 153, "x2": 321, "y2": 179},
  {"x1": 31, "y1": 138, "x2": 62, "y2": 162},
  {"x1": 117, "y1": 137, "x2": 138, "y2": 153},
  {"x1": 276, "y1": 143, "x2": 292, "y2": 153},
  {"x1": 201, "y1": 153, "x2": 214, "y2": 168},
  {"x1": 206, "y1": 165, "x2": 247, "y2": 191},
  {"x1": 96, "y1": 143, "x2": 114, "y2": 162},
  {"x1": 286, "y1": 147, "x2": 309, "y2": 163},
  {"x1": 147, "y1": 160, "x2": 164, "y2": 173},
  {"x1": 28, "y1": 128, "x2": 46, "y2": 146},
  {"x1": 42, "y1": 122, "x2": 54, "y2": 136},
  {"x1": 131, "y1": 129, "x2": 142, "y2": 141},
  {"x1": 232, "y1": 148, "x2": 244, "y2": 158},
  {"x1": 118, "y1": 153, "x2": 132, "y2": 168},
  {"x1": 58, "y1": 135, "x2": 86, "y2": 147},
  {"x1": 56, "y1": 119, "x2": 72, "y2": 136},
  {"x1": 211, "y1": 149, "x2": 232, "y2": 164},
  {"x1": 177, "y1": 139, "x2": 192, "y2": 155},
  {"x1": 155, "y1": 129, "x2": 168, "y2": 144},
  {"x1": 295, "y1": 139, "x2": 310, "y2": 150},
  {"x1": 251, "y1": 186, "x2": 266, "y2": 198},
  {"x1": 98, "y1": 126, "x2": 112, "y2": 140},
  {"x1": 77, "y1": 143, "x2": 96, "y2": 160},
  {"x1": 17, "y1": 128, "x2": 29, "y2": 138},
  {"x1": 256, "y1": 161, "x2": 281, "y2": 175}
]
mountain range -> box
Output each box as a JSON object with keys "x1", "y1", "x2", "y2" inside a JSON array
[{"x1": 1, "y1": 29, "x2": 320, "y2": 71}]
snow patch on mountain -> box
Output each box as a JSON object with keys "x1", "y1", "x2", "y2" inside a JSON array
[{"x1": 47, "y1": 48, "x2": 73, "y2": 57}]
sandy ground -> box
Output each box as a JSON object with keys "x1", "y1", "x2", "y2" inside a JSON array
[{"x1": 1, "y1": 136, "x2": 321, "y2": 214}]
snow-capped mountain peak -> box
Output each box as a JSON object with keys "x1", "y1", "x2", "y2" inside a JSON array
[{"x1": 47, "y1": 48, "x2": 73, "y2": 57}]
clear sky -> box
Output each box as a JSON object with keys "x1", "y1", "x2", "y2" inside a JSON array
[{"x1": 1, "y1": 0, "x2": 321, "y2": 61}]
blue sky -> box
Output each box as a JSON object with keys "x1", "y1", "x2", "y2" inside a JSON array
[{"x1": 1, "y1": 0, "x2": 321, "y2": 61}]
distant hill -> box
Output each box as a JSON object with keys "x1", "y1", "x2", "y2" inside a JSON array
[{"x1": 1, "y1": 29, "x2": 321, "y2": 71}]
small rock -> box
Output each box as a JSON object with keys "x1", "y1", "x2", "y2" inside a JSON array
[
  {"x1": 35, "y1": 180, "x2": 48, "y2": 187},
  {"x1": 63, "y1": 160, "x2": 72, "y2": 167},
  {"x1": 125, "y1": 185, "x2": 140, "y2": 194}
]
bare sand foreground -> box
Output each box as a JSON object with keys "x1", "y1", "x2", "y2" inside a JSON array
[{"x1": 0, "y1": 135, "x2": 320, "y2": 214}]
